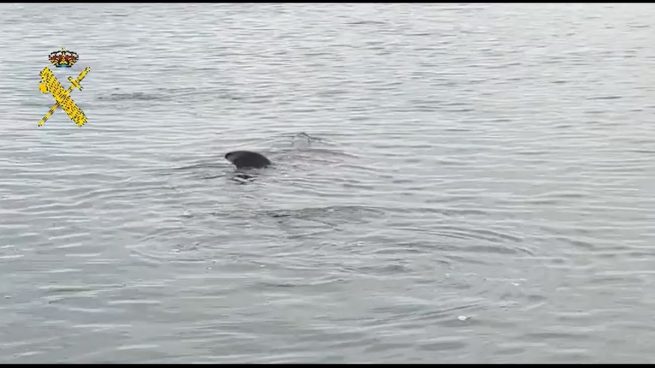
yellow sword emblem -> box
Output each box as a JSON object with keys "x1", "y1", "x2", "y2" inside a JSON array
[{"x1": 38, "y1": 66, "x2": 91, "y2": 127}]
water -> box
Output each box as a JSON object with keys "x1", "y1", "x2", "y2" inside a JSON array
[{"x1": 1, "y1": 3, "x2": 655, "y2": 363}]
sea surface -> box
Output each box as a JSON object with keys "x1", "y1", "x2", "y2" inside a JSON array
[{"x1": 1, "y1": 3, "x2": 655, "y2": 363}]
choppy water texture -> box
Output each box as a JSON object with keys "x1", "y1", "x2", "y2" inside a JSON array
[{"x1": 1, "y1": 3, "x2": 655, "y2": 364}]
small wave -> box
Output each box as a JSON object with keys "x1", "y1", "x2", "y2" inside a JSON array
[
  {"x1": 97, "y1": 92, "x2": 165, "y2": 101},
  {"x1": 346, "y1": 20, "x2": 388, "y2": 26},
  {"x1": 586, "y1": 95, "x2": 623, "y2": 100},
  {"x1": 254, "y1": 205, "x2": 388, "y2": 242},
  {"x1": 263, "y1": 205, "x2": 386, "y2": 225}
]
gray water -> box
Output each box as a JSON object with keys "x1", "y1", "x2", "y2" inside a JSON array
[{"x1": 1, "y1": 3, "x2": 655, "y2": 363}]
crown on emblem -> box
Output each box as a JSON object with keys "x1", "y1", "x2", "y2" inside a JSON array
[{"x1": 48, "y1": 48, "x2": 79, "y2": 68}]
